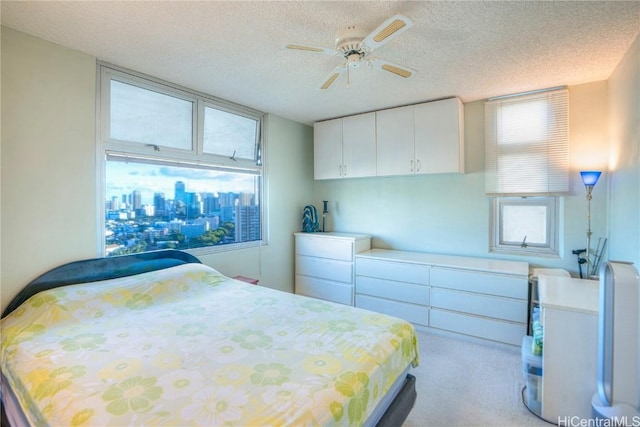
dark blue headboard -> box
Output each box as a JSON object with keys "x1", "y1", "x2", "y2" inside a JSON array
[{"x1": 2, "y1": 250, "x2": 201, "y2": 318}]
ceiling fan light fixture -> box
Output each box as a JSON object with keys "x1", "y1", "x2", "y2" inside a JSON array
[
  {"x1": 373, "y1": 19, "x2": 406, "y2": 43},
  {"x1": 347, "y1": 52, "x2": 363, "y2": 64},
  {"x1": 381, "y1": 63, "x2": 412, "y2": 78}
]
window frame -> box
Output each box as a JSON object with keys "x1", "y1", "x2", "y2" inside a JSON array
[
  {"x1": 96, "y1": 62, "x2": 267, "y2": 256},
  {"x1": 489, "y1": 196, "x2": 560, "y2": 257}
]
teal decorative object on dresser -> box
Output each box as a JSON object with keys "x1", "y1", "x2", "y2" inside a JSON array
[{"x1": 302, "y1": 205, "x2": 320, "y2": 232}]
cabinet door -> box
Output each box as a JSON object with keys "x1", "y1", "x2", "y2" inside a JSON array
[
  {"x1": 376, "y1": 105, "x2": 415, "y2": 176},
  {"x1": 314, "y1": 118, "x2": 343, "y2": 180},
  {"x1": 342, "y1": 112, "x2": 376, "y2": 178},
  {"x1": 414, "y1": 98, "x2": 464, "y2": 174}
]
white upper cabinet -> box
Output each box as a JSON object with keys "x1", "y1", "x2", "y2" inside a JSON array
[
  {"x1": 314, "y1": 112, "x2": 376, "y2": 180},
  {"x1": 314, "y1": 98, "x2": 464, "y2": 179},
  {"x1": 376, "y1": 105, "x2": 415, "y2": 176},
  {"x1": 314, "y1": 118, "x2": 343, "y2": 180},
  {"x1": 377, "y1": 98, "x2": 464, "y2": 176},
  {"x1": 414, "y1": 98, "x2": 464, "y2": 174}
]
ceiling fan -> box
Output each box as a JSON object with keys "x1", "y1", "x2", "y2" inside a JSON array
[{"x1": 285, "y1": 14, "x2": 417, "y2": 90}]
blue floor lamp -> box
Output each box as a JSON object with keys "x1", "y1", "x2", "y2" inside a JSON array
[{"x1": 580, "y1": 171, "x2": 602, "y2": 276}]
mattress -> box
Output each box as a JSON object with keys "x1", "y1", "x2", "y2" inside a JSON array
[{"x1": 1, "y1": 263, "x2": 419, "y2": 426}]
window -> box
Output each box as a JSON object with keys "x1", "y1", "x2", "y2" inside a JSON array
[
  {"x1": 485, "y1": 88, "x2": 568, "y2": 256},
  {"x1": 490, "y1": 197, "x2": 559, "y2": 256},
  {"x1": 98, "y1": 64, "x2": 264, "y2": 256}
]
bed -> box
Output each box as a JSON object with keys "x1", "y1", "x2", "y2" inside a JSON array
[{"x1": 1, "y1": 250, "x2": 418, "y2": 426}]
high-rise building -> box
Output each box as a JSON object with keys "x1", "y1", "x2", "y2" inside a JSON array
[
  {"x1": 220, "y1": 206, "x2": 235, "y2": 223},
  {"x1": 202, "y1": 193, "x2": 219, "y2": 215},
  {"x1": 185, "y1": 192, "x2": 202, "y2": 218},
  {"x1": 218, "y1": 192, "x2": 237, "y2": 207},
  {"x1": 153, "y1": 192, "x2": 166, "y2": 217},
  {"x1": 130, "y1": 190, "x2": 142, "y2": 210},
  {"x1": 235, "y1": 205, "x2": 260, "y2": 242},
  {"x1": 175, "y1": 181, "x2": 186, "y2": 204},
  {"x1": 238, "y1": 191, "x2": 253, "y2": 206}
]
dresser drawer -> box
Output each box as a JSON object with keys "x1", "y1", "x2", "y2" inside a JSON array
[
  {"x1": 296, "y1": 255, "x2": 352, "y2": 283},
  {"x1": 356, "y1": 258, "x2": 429, "y2": 285},
  {"x1": 430, "y1": 308, "x2": 525, "y2": 346},
  {"x1": 430, "y1": 267, "x2": 527, "y2": 299},
  {"x1": 356, "y1": 276, "x2": 429, "y2": 305},
  {"x1": 430, "y1": 288, "x2": 527, "y2": 323},
  {"x1": 356, "y1": 294, "x2": 428, "y2": 326},
  {"x1": 295, "y1": 275, "x2": 352, "y2": 305},
  {"x1": 295, "y1": 235, "x2": 353, "y2": 261}
]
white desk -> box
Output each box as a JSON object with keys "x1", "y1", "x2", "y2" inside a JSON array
[{"x1": 538, "y1": 275, "x2": 599, "y2": 421}]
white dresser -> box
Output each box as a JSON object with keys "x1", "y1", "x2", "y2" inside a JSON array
[
  {"x1": 294, "y1": 232, "x2": 371, "y2": 305},
  {"x1": 355, "y1": 249, "x2": 529, "y2": 345}
]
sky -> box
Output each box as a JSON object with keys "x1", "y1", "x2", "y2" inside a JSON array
[{"x1": 106, "y1": 161, "x2": 258, "y2": 205}]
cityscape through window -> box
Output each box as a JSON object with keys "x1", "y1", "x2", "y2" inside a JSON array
[{"x1": 105, "y1": 160, "x2": 261, "y2": 256}]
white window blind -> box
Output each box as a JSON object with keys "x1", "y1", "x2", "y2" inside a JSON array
[{"x1": 485, "y1": 88, "x2": 569, "y2": 196}]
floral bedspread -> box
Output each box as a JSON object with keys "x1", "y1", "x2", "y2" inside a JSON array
[{"x1": 1, "y1": 263, "x2": 419, "y2": 426}]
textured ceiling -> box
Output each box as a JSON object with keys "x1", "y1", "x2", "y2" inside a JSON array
[{"x1": 2, "y1": 1, "x2": 639, "y2": 125}]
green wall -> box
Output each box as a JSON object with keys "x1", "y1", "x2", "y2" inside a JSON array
[{"x1": 1, "y1": 26, "x2": 97, "y2": 311}]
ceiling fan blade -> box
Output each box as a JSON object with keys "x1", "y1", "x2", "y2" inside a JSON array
[
  {"x1": 319, "y1": 65, "x2": 346, "y2": 90},
  {"x1": 370, "y1": 58, "x2": 417, "y2": 79},
  {"x1": 362, "y1": 14, "x2": 413, "y2": 51},
  {"x1": 284, "y1": 43, "x2": 337, "y2": 56}
]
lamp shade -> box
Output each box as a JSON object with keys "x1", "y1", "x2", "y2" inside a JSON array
[{"x1": 580, "y1": 171, "x2": 601, "y2": 187}]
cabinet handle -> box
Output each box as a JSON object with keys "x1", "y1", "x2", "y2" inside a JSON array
[
  {"x1": 339, "y1": 165, "x2": 343, "y2": 176},
  {"x1": 410, "y1": 159, "x2": 414, "y2": 172},
  {"x1": 343, "y1": 164, "x2": 347, "y2": 176},
  {"x1": 416, "y1": 159, "x2": 421, "y2": 172}
]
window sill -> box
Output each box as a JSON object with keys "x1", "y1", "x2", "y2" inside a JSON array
[{"x1": 489, "y1": 247, "x2": 560, "y2": 259}]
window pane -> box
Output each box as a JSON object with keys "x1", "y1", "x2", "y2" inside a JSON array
[
  {"x1": 110, "y1": 80, "x2": 193, "y2": 150},
  {"x1": 501, "y1": 205, "x2": 548, "y2": 245},
  {"x1": 105, "y1": 160, "x2": 260, "y2": 256},
  {"x1": 204, "y1": 107, "x2": 258, "y2": 160}
]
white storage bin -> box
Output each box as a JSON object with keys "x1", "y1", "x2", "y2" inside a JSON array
[{"x1": 522, "y1": 335, "x2": 543, "y2": 415}]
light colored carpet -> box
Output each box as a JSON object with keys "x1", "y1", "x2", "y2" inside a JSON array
[{"x1": 403, "y1": 330, "x2": 552, "y2": 427}]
